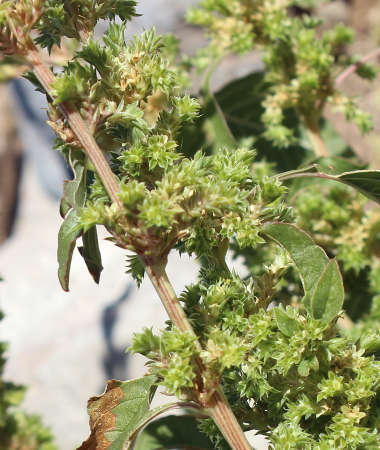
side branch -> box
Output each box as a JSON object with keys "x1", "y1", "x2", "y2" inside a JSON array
[{"x1": 335, "y1": 47, "x2": 380, "y2": 87}]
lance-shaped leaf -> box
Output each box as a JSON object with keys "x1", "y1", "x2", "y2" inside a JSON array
[
  {"x1": 134, "y1": 415, "x2": 214, "y2": 450},
  {"x1": 279, "y1": 168, "x2": 380, "y2": 205},
  {"x1": 78, "y1": 226, "x2": 103, "y2": 284},
  {"x1": 58, "y1": 151, "x2": 88, "y2": 290},
  {"x1": 337, "y1": 170, "x2": 380, "y2": 204},
  {"x1": 312, "y1": 156, "x2": 366, "y2": 175},
  {"x1": 58, "y1": 209, "x2": 82, "y2": 291},
  {"x1": 261, "y1": 223, "x2": 344, "y2": 321},
  {"x1": 310, "y1": 259, "x2": 344, "y2": 323},
  {"x1": 59, "y1": 150, "x2": 104, "y2": 287},
  {"x1": 201, "y1": 63, "x2": 237, "y2": 152},
  {"x1": 78, "y1": 376, "x2": 191, "y2": 450},
  {"x1": 281, "y1": 157, "x2": 367, "y2": 198},
  {"x1": 262, "y1": 223, "x2": 329, "y2": 298}
]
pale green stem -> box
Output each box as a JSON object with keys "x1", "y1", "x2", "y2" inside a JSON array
[{"x1": 307, "y1": 125, "x2": 329, "y2": 158}]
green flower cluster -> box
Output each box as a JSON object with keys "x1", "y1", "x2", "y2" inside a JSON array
[
  {"x1": 2, "y1": 1, "x2": 380, "y2": 448},
  {"x1": 295, "y1": 184, "x2": 380, "y2": 276},
  {"x1": 41, "y1": 11, "x2": 293, "y2": 271},
  {"x1": 131, "y1": 327, "x2": 198, "y2": 397},
  {"x1": 187, "y1": 0, "x2": 374, "y2": 147},
  {"x1": 132, "y1": 269, "x2": 380, "y2": 449},
  {"x1": 35, "y1": 0, "x2": 138, "y2": 51},
  {"x1": 81, "y1": 146, "x2": 290, "y2": 260}
]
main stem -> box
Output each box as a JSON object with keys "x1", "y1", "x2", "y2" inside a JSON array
[
  {"x1": 307, "y1": 125, "x2": 329, "y2": 158},
  {"x1": 145, "y1": 262, "x2": 252, "y2": 450},
  {"x1": 29, "y1": 49, "x2": 251, "y2": 449}
]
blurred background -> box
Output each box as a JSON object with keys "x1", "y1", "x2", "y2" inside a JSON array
[{"x1": 0, "y1": 1, "x2": 379, "y2": 448}]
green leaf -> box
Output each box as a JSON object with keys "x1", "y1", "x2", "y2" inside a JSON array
[
  {"x1": 281, "y1": 157, "x2": 365, "y2": 198},
  {"x1": 214, "y1": 72, "x2": 309, "y2": 170},
  {"x1": 202, "y1": 64, "x2": 237, "y2": 152},
  {"x1": 59, "y1": 196, "x2": 72, "y2": 218},
  {"x1": 298, "y1": 359, "x2": 311, "y2": 377},
  {"x1": 261, "y1": 223, "x2": 329, "y2": 302},
  {"x1": 63, "y1": 152, "x2": 87, "y2": 211},
  {"x1": 274, "y1": 306, "x2": 300, "y2": 337},
  {"x1": 58, "y1": 152, "x2": 92, "y2": 290},
  {"x1": 310, "y1": 259, "x2": 344, "y2": 323},
  {"x1": 134, "y1": 415, "x2": 214, "y2": 450},
  {"x1": 262, "y1": 223, "x2": 344, "y2": 322},
  {"x1": 57, "y1": 209, "x2": 82, "y2": 292},
  {"x1": 280, "y1": 167, "x2": 380, "y2": 205},
  {"x1": 179, "y1": 71, "x2": 308, "y2": 166},
  {"x1": 337, "y1": 170, "x2": 380, "y2": 204},
  {"x1": 78, "y1": 226, "x2": 103, "y2": 285},
  {"x1": 60, "y1": 151, "x2": 86, "y2": 219},
  {"x1": 297, "y1": 356, "x2": 319, "y2": 377},
  {"x1": 313, "y1": 156, "x2": 366, "y2": 175},
  {"x1": 78, "y1": 376, "x2": 192, "y2": 450}
]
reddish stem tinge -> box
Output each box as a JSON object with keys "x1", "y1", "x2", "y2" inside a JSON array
[{"x1": 335, "y1": 47, "x2": 380, "y2": 87}]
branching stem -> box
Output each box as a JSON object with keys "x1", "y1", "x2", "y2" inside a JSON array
[{"x1": 28, "y1": 46, "x2": 251, "y2": 450}]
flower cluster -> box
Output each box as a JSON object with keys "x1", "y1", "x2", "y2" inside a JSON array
[
  {"x1": 132, "y1": 269, "x2": 380, "y2": 448},
  {"x1": 187, "y1": 0, "x2": 374, "y2": 147}
]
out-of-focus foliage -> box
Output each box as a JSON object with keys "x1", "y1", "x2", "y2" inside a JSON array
[
  {"x1": 0, "y1": 309, "x2": 56, "y2": 450},
  {"x1": 187, "y1": 0, "x2": 374, "y2": 148}
]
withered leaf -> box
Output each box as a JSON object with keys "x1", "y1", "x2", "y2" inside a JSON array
[{"x1": 78, "y1": 376, "x2": 156, "y2": 450}]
